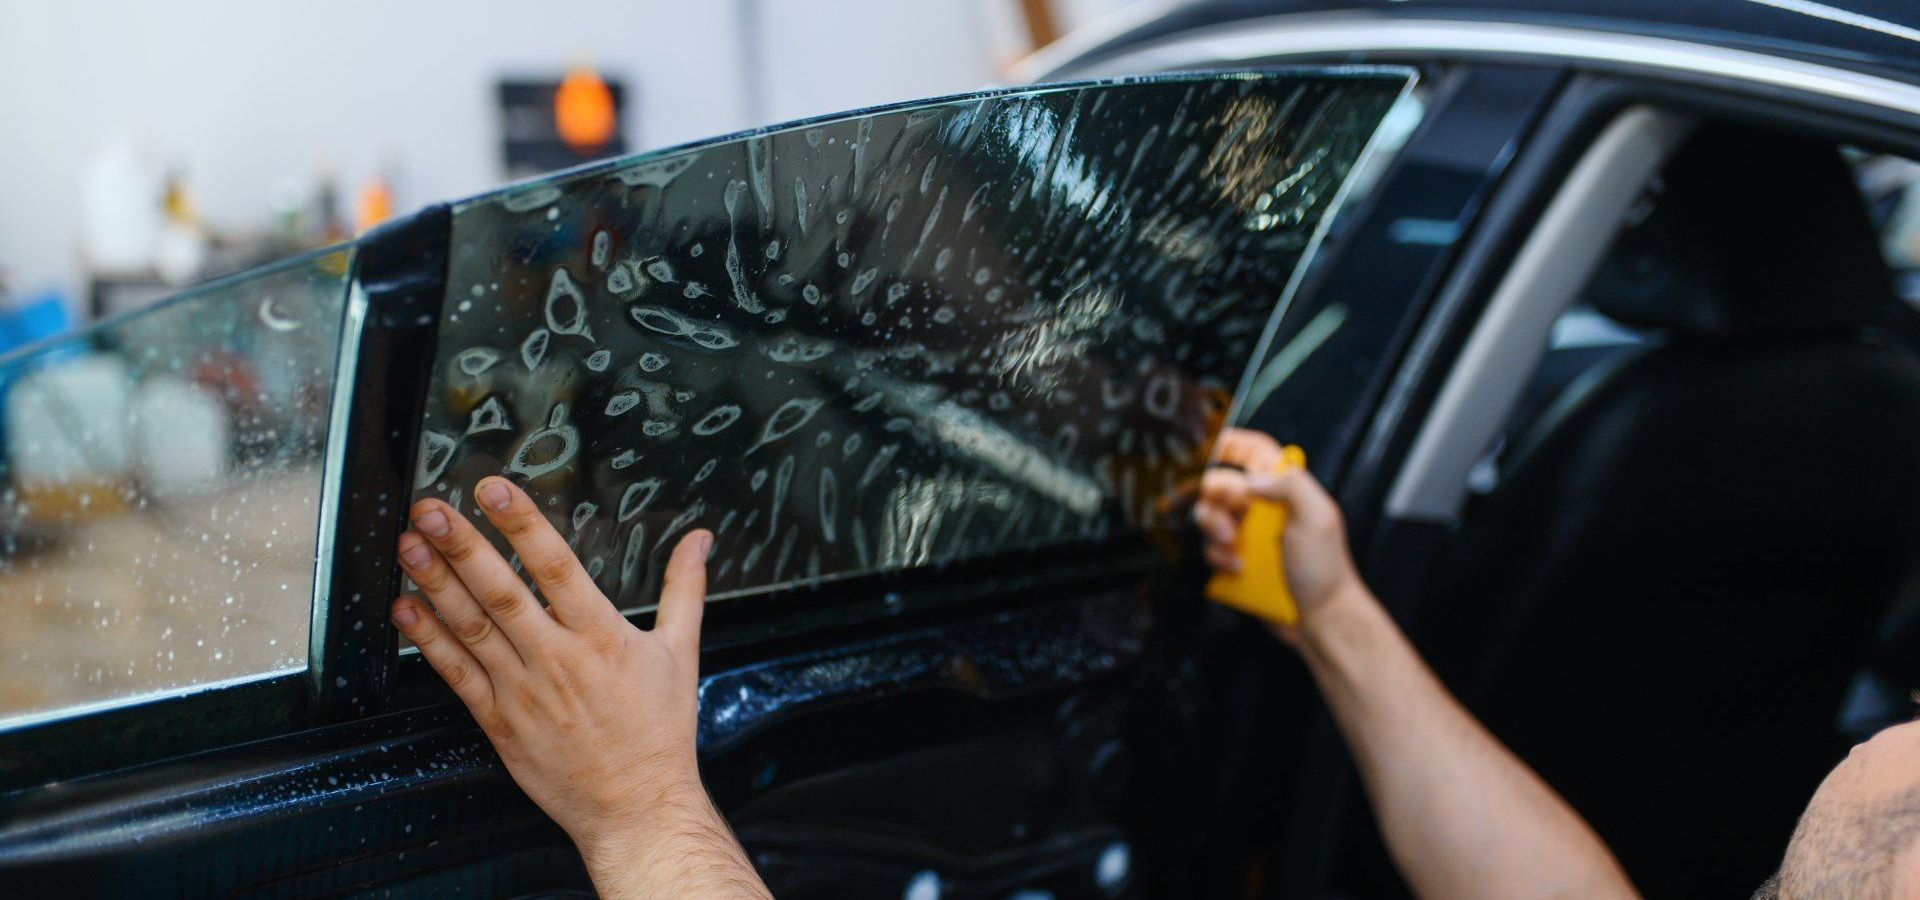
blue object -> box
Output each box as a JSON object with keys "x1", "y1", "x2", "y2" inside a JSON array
[{"x1": 0, "y1": 291, "x2": 71, "y2": 357}]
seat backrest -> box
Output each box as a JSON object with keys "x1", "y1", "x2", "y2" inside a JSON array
[{"x1": 1423, "y1": 127, "x2": 1920, "y2": 896}]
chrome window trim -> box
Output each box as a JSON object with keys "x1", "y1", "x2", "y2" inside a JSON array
[
  {"x1": 1019, "y1": 14, "x2": 1920, "y2": 117},
  {"x1": 307, "y1": 276, "x2": 371, "y2": 685},
  {"x1": 0, "y1": 669, "x2": 298, "y2": 734}
]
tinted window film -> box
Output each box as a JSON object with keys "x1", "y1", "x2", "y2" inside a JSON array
[
  {"x1": 415, "y1": 72, "x2": 1412, "y2": 609},
  {"x1": 0, "y1": 249, "x2": 353, "y2": 726}
]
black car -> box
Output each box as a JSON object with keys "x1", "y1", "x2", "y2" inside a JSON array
[{"x1": 9, "y1": 2, "x2": 1920, "y2": 897}]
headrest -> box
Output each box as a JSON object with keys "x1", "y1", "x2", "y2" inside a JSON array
[{"x1": 1585, "y1": 125, "x2": 1898, "y2": 339}]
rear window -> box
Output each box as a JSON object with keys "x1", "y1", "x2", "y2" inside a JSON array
[
  {"x1": 0, "y1": 250, "x2": 352, "y2": 726},
  {"x1": 413, "y1": 72, "x2": 1414, "y2": 609}
]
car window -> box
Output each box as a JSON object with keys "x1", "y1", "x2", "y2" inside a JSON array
[
  {"x1": 0, "y1": 249, "x2": 353, "y2": 727},
  {"x1": 412, "y1": 71, "x2": 1414, "y2": 610}
]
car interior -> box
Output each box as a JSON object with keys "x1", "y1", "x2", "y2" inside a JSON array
[{"x1": 1340, "y1": 113, "x2": 1920, "y2": 897}]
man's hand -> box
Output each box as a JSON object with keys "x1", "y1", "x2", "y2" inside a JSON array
[
  {"x1": 1190, "y1": 429, "x2": 1636, "y2": 900},
  {"x1": 389, "y1": 476, "x2": 770, "y2": 899},
  {"x1": 1193, "y1": 428, "x2": 1366, "y2": 642}
]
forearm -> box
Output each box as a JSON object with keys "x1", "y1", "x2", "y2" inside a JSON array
[
  {"x1": 1300, "y1": 584, "x2": 1636, "y2": 900},
  {"x1": 577, "y1": 778, "x2": 772, "y2": 900}
]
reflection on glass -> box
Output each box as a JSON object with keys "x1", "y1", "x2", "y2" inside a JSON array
[
  {"x1": 0, "y1": 250, "x2": 352, "y2": 725},
  {"x1": 417, "y1": 72, "x2": 1410, "y2": 609}
]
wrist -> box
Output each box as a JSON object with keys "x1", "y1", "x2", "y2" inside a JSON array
[
  {"x1": 575, "y1": 775, "x2": 768, "y2": 900},
  {"x1": 1297, "y1": 577, "x2": 1381, "y2": 669},
  {"x1": 573, "y1": 773, "x2": 717, "y2": 872}
]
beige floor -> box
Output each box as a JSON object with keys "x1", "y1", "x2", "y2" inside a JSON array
[{"x1": 0, "y1": 471, "x2": 320, "y2": 723}]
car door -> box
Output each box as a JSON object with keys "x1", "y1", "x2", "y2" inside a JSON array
[
  {"x1": 0, "y1": 68, "x2": 1495, "y2": 898},
  {"x1": 1030, "y1": 10, "x2": 1920, "y2": 899}
]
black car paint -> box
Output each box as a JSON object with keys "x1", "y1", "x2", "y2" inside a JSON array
[
  {"x1": 0, "y1": 579, "x2": 1155, "y2": 897},
  {"x1": 312, "y1": 204, "x2": 452, "y2": 723}
]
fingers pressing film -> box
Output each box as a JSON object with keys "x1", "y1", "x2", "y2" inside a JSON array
[
  {"x1": 472, "y1": 477, "x2": 617, "y2": 631},
  {"x1": 655, "y1": 530, "x2": 713, "y2": 656},
  {"x1": 396, "y1": 529, "x2": 525, "y2": 670},
  {"x1": 407, "y1": 497, "x2": 559, "y2": 651},
  {"x1": 393, "y1": 480, "x2": 718, "y2": 702},
  {"x1": 390, "y1": 595, "x2": 495, "y2": 714}
]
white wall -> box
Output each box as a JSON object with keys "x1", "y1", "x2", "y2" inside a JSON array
[{"x1": 0, "y1": 0, "x2": 1144, "y2": 309}]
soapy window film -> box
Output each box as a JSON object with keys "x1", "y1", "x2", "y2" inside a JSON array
[{"x1": 415, "y1": 71, "x2": 1412, "y2": 611}]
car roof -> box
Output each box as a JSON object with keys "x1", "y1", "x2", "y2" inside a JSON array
[{"x1": 1066, "y1": 0, "x2": 1920, "y2": 84}]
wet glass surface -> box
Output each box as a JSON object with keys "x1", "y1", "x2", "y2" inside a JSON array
[
  {"x1": 417, "y1": 72, "x2": 1411, "y2": 610},
  {"x1": 0, "y1": 250, "x2": 352, "y2": 724}
]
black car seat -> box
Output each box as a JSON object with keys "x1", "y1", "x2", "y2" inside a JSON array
[{"x1": 1421, "y1": 126, "x2": 1920, "y2": 897}]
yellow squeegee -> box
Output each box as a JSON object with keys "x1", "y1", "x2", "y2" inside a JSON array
[{"x1": 1206, "y1": 444, "x2": 1307, "y2": 627}]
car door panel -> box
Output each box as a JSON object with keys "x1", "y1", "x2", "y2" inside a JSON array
[{"x1": 0, "y1": 70, "x2": 1423, "y2": 897}]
